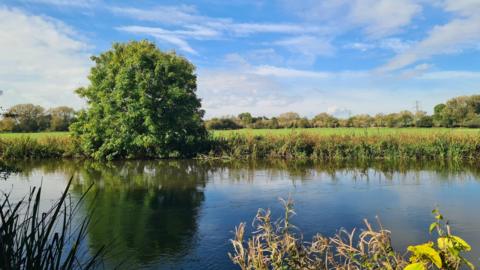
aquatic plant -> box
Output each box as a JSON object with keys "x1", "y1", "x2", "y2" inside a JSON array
[
  {"x1": 0, "y1": 178, "x2": 105, "y2": 269},
  {"x1": 230, "y1": 199, "x2": 474, "y2": 270}
]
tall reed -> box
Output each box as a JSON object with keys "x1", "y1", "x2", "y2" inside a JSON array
[
  {"x1": 207, "y1": 133, "x2": 480, "y2": 161},
  {"x1": 230, "y1": 199, "x2": 474, "y2": 270},
  {"x1": 0, "y1": 178, "x2": 105, "y2": 269}
]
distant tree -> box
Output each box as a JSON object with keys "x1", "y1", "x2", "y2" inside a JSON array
[
  {"x1": 296, "y1": 117, "x2": 311, "y2": 128},
  {"x1": 433, "y1": 104, "x2": 448, "y2": 127},
  {"x1": 48, "y1": 106, "x2": 76, "y2": 131},
  {"x1": 373, "y1": 113, "x2": 387, "y2": 127},
  {"x1": 350, "y1": 114, "x2": 373, "y2": 128},
  {"x1": 277, "y1": 112, "x2": 301, "y2": 128},
  {"x1": 384, "y1": 113, "x2": 398, "y2": 128},
  {"x1": 0, "y1": 117, "x2": 15, "y2": 132},
  {"x1": 312, "y1": 113, "x2": 339, "y2": 128},
  {"x1": 238, "y1": 112, "x2": 253, "y2": 126},
  {"x1": 7, "y1": 104, "x2": 48, "y2": 132},
  {"x1": 205, "y1": 118, "x2": 242, "y2": 130},
  {"x1": 440, "y1": 95, "x2": 480, "y2": 127},
  {"x1": 71, "y1": 40, "x2": 207, "y2": 160},
  {"x1": 396, "y1": 111, "x2": 414, "y2": 127},
  {"x1": 415, "y1": 115, "x2": 434, "y2": 127}
]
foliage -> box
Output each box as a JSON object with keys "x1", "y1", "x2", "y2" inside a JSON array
[
  {"x1": 230, "y1": 200, "x2": 474, "y2": 270},
  {"x1": 0, "y1": 178, "x2": 105, "y2": 269},
  {"x1": 4, "y1": 104, "x2": 49, "y2": 132},
  {"x1": 70, "y1": 40, "x2": 208, "y2": 160},
  {"x1": 0, "y1": 104, "x2": 76, "y2": 132},
  {"x1": 405, "y1": 209, "x2": 474, "y2": 270},
  {"x1": 48, "y1": 106, "x2": 76, "y2": 131},
  {"x1": 205, "y1": 117, "x2": 243, "y2": 130}
]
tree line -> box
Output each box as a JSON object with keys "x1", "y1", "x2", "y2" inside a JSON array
[
  {"x1": 2, "y1": 94, "x2": 480, "y2": 133},
  {"x1": 0, "y1": 104, "x2": 75, "y2": 132},
  {"x1": 206, "y1": 95, "x2": 480, "y2": 129}
]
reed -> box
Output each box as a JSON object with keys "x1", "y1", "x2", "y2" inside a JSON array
[
  {"x1": 1, "y1": 131, "x2": 480, "y2": 161},
  {"x1": 207, "y1": 133, "x2": 480, "y2": 161},
  {"x1": 0, "y1": 136, "x2": 77, "y2": 159},
  {"x1": 230, "y1": 198, "x2": 474, "y2": 270},
  {"x1": 0, "y1": 178, "x2": 105, "y2": 269}
]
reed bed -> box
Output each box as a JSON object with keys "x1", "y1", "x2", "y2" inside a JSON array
[
  {"x1": 0, "y1": 136, "x2": 77, "y2": 159},
  {"x1": 207, "y1": 133, "x2": 480, "y2": 161},
  {"x1": 1, "y1": 131, "x2": 480, "y2": 161}
]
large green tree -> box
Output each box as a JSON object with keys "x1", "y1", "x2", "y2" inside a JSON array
[{"x1": 71, "y1": 41, "x2": 208, "y2": 160}]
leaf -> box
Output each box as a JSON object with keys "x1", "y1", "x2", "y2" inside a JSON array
[
  {"x1": 407, "y1": 243, "x2": 442, "y2": 268},
  {"x1": 451, "y1": 236, "x2": 471, "y2": 251},
  {"x1": 404, "y1": 262, "x2": 426, "y2": 270},
  {"x1": 429, "y1": 222, "x2": 437, "y2": 233},
  {"x1": 437, "y1": 237, "x2": 451, "y2": 250}
]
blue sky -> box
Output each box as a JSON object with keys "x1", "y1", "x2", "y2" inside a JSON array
[{"x1": 1, "y1": 0, "x2": 479, "y2": 118}]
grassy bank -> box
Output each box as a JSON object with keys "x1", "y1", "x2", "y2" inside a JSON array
[{"x1": 2, "y1": 129, "x2": 480, "y2": 160}]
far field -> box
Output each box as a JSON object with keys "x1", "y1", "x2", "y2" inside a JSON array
[
  {"x1": 1, "y1": 128, "x2": 479, "y2": 139},
  {"x1": 212, "y1": 127, "x2": 480, "y2": 137}
]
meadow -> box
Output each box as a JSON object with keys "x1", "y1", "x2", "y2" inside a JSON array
[{"x1": 213, "y1": 127, "x2": 480, "y2": 137}]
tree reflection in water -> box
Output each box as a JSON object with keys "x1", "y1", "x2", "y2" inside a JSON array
[{"x1": 70, "y1": 160, "x2": 208, "y2": 268}]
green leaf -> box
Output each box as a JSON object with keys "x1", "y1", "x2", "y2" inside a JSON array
[
  {"x1": 404, "y1": 262, "x2": 426, "y2": 270},
  {"x1": 429, "y1": 222, "x2": 437, "y2": 233},
  {"x1": 407, "y1": 243, "x2": 442, "y2": 268},
  {"x1": 452, "y1": 236, "x2": 471, "y2": 251}
]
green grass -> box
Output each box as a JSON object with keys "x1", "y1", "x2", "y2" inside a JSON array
[
  {"x1": 213, "y1": 127, "x2": 480, "y2": 138},
  {"x1": 0, "y1": 131, "x2": 70, "y2": 139}
]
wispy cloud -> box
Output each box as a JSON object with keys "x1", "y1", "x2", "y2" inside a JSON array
[
  {"x1": 113, "y1": 5, "x2": 330, "y2": 56},
  {"x1": 281, "y1": 0, "x2": 421, "y2": 38},
  {"x1": 21, "y1": 0, "x2": 98, "y2": 7},
  {"x1": 379, "y1": 0, "x2": 480, "y2": 71}
]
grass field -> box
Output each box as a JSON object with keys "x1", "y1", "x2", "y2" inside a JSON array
[
  {"x1": 212, "y1": 127, "x2": 480, "y2": 137},
  {"x1": 0, "y1": 132, "x2": 70, "y2": 139}
]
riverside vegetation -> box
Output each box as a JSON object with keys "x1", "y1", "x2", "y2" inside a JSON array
[
  {"x1": 230, "y1": 199, "x2": 474, "y2": 270},
  {"x1": 2, "y1": 130, "x2": 480, "y2": 161}
]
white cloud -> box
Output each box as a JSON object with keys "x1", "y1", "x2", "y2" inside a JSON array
[
  {"x1": 253, "y1": 65, "x2": 331, "y2": 79},
  {"x1": 113, "y1": 5, "x2": 329, "y2": 56},
  {"x1": 0, "y1": 7, "x2": 90, "y2": 109},
  {"x1": 22, "y1": 0, "x2": 98, "y2": 7},
  {"x1": 117, "y1": 25, "x2": 222, "y2": 54},
  {"x1": 349, "y1": 0, "x2": 421, "y2": 37},
  {"x1": 379, "y1": 0, "x2": 480, "y2": 71},
  {"x1": 272, "y1": 35, "x2": 335, "y2": 65},
  {"x1": 345, "y1": 38, "x2": 412, "y2": 53},
  {"x1": 282, "y1": 0, "x2": 421, "y2": 38}
]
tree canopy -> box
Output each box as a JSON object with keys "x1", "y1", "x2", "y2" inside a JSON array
[{"x1": 71, "y1": 40, "x2": 207, "y2": 160}]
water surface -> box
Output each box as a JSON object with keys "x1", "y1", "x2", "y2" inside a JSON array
[{"x1": 3, "y1": 159, "x2": 480, "y2": 269}]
